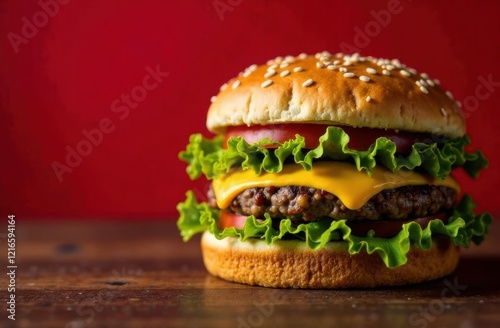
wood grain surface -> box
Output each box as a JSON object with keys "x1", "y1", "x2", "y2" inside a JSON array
[{"x1": 0, "y1": 219, "x2": 499, "y2": 328}]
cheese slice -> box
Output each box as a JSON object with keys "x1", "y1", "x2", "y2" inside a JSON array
[{"x1": 212, "y1": 162, "x2": 460, "y2": 210}]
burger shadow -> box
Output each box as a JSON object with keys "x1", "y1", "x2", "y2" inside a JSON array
[{"x1": 397, "y1": 255, "x2": 500, "y2": 297}]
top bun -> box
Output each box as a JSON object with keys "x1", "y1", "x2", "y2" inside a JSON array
[{"x1": 207, "y1": 52, "x2": 465, "y2": 138}]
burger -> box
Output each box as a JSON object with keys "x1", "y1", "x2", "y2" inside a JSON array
[{"x1": 177, "y1": 52, "x2": 491, "y2": 288}]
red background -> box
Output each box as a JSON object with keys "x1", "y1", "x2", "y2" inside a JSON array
[{"x1": 1, "y1": 0, "x2": 499, "y2": 219}]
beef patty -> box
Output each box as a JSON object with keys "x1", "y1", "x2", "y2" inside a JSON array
[{"x1": 207, "y1": 185, "x2": 457, "y2": 222}]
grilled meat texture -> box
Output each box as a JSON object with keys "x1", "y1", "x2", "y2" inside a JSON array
[{"x1": 207, "y1": 185, "x2": 457, "y2": 222}]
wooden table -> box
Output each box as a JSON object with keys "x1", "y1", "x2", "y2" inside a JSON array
[{"x1": 1, "y1": 219, "x2": 499, "y2": 328}]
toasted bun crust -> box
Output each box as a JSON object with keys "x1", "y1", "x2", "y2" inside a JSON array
[
  {"x1": 207, "y1": 52, "x2": 465, "y2": 138},
  {"x1": 201, "y1": 231, "x2": 459, "y2": 289}
]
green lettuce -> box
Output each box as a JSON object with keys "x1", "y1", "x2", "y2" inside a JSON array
[
  {"x1": 179, "y1": 126, "x2": 488, "y2": 180},
  {"x1": 177, "y1": 192, "x2": 492, "y2": 268}
]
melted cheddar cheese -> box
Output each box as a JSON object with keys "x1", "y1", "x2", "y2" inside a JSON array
[{"x1": 212, "y1": 162, "x2": 460, "y2": 210}]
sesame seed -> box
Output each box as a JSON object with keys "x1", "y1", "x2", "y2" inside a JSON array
[
  {"x1": 264, "y1": 70, "x2": 276, "y2": 78},
  {"x1": 366, "y1": 67, "x2": 378, "y2": 74},
  {"x1": 420, "y1": 72, "x2": 429, "y2": 79},
  {"x1": 220, "y1": 83, "x2": 228, "y2": 91},
  {"x1": 324, "y1": 61, "x2": 332, "y2": 66},
  {"x1": 446, "y1": 91, "x2": 454, "y2": 100},
  {"x1": 243, "y1": 64, "x2": 257, "y2": 74},
  {"x1": 434, "y1": 79, "x2": 441, "y2": 85},
  {"x1": 316, "y1": 62, "x2": 325, "y2": 68},
  {"x1": 268, "y1": 64, "x2": 278, "y2": 70},
  {"x1": 385, "y1": 64, "x2": 395, "y2": 70},
  {"x1": 280, "y1": 70, "x2": 290, "y2": 77},
  {"x1": 241, "y1": 66, "x2": 255, "y2": 76},
  {"x1": 426, "y1": 79, "x2": 435, "y2": 87},
  {"x1": 343, "y1": 72, "x2": 355, "y2": 78},
  {"x1": 415, "y1": 81, "x2": 422, "y2": 87},
  {"x1": 382, "y1": 69, "x2": 391, "y2": 76},
  {"x1": 333, "y1": 60, "x2": 341, "y2": 65},
  {"x1": 280, "y1": 62, "x2": 289, "y2": 68},
  {"x1": 339, "y1": 67, "x2": 347, "y2": 72},
  {"x1": 440, "y1": 107, "x2": 447, "y2": 116},
  {"x1": 391, "y1": 59, "x2": 401, "y2": 67},
  {"x1": 302, "y1": 79, "x2": 314, "y2": 87},
  {"x1": 400, "y1": 69, "x2": 411, "y2": 77},
  {"x1": 298, "y1": 53, "x2": 308, "y2": 59},
  {"x1": 456, "y1": 101, "x2": 462, "y2": 108},
  {"x1": 293, "y1": 66, "x2": 304, "y2": 72},
  {"x1": 408, "y1": 68, "x2": 417, "y2": 75},
  {"x1": 343, "y1": 60, "x2": 352, "y2": 66},
  {"x1": 327, "y1": 65, "x2": 337, "y2": 70},
  {"x1": 232, "y1": 80, "x2": 241, "y2": 89},
  {"x1": 419, "y1": 79, "x2": 428, "y2": 87},
  {"x1": 366, "y1": 96, "x2": 372, "y2": 102},
  {"x1": 359, "y1": 75, "x2": 370, "y2": 82},
  {"x1": 210, "y1": 96, "x2": 217, "y2": 102},
  {"x1": 261, "y1": 80, "x2": 273, "y2": 88},
  {"x1": 419, "y1": 85, "x2": 429, "y2": 94}
]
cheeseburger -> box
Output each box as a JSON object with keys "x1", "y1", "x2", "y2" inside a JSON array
[{"x1": 177, "y1": 52, "x2": 491, "y2": 288}]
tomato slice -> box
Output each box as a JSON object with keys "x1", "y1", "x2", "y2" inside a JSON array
[
  {"x1": 218, "y1": 210, "x2": 446, "y2": 238},
  {"x1": 219, "y1": 211, "x2": 251, "y2": 230},
  {"x1": 223, "y1": 124, "x2": 432, "y2": 153}
]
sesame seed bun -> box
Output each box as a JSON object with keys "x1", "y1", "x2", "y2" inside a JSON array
[
  {"x1": 201, "y1": 231, "x2": 459, "y2": 289},
  {"x1": 207, "y1": 52, "x2": 465, "y2": 138}
]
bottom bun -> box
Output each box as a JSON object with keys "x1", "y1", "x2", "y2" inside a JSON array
[{"x1": 201, "y1": 231, "x2": 459, "y2": 289}]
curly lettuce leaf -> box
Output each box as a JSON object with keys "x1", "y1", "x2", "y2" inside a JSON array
[
  {"x1": 179, "y1": 127, "x2": 488, "y2": 181},
  {"x1": 177, "y1": 192, "x2": 492, "y2": 268}
]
